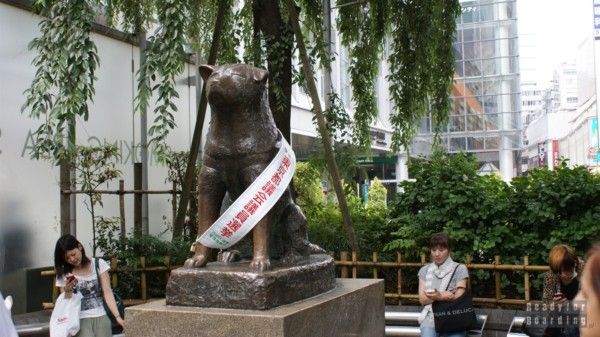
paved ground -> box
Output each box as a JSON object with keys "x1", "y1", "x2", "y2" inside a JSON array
[{"x1": 12, "y1": 309, "x2": 51, "y2": 337}]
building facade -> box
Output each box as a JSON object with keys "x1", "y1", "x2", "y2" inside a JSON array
[{"x1": 414, "y1": 0, "x2": 521, "y2": 180}]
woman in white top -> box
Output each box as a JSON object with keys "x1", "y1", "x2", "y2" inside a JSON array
[
  {"x1": 417, "y1": 232, "x2": 469, "y2": 337},
  {"x1": 54, "y1": 234, "x2": 124, "y2": 337}
]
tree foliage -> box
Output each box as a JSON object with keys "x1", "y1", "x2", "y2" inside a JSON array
[
  {"x1": 294, "y1": 161, "x2": 391, "y2": 258},
  {"x1": 337, "y1": 0, "x2": 461, "y2": 150},
  {"x1": 22, "y1": 0, "x2": 100, "y2": 161},
  {"x1": 73, "y1": 145, "x2": 122, "y2": 255},
  {"x1": 385, "y1": 154, "x2": 600, "y2": 298},
  {"x1": 22, "y1": 0, "x2": 461, "y2": 162}
]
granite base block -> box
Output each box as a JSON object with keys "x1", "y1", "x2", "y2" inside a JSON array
[
  {"x1": 126, "y1": 278, "x2": 384, "y2": 337},
  {"x1": 166, "y1": 254, "x2": 336, "y2": 310}
]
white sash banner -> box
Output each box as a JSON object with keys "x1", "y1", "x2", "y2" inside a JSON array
[{"x1": 195, "y1": 132, "x2": 296, "y2": 249}]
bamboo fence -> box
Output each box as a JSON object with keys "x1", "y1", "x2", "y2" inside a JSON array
[{"x1": 40, "y1": 252, "x2": 549, "y2": 309}]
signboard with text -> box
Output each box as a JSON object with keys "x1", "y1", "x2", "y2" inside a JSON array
[{"x1": 552, "y1": 140, "x2": 560, "y2": 167}]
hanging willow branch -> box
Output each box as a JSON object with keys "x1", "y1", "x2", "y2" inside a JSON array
[
  {"x1": 337, "y1": 0, "x2": 460, "y2": 152},
  {"x1": 135, "y1": 0, "x2": 190, "y2": 159},
  {"x1": 21, "y1": 0, "x2": 100, "y2": 162}
]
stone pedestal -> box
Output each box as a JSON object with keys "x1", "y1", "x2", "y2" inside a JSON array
[
  {"x1": 126, "y1": 278, "x2": 384, "y2": 337},
  {"x1": 166, "y1": 254, "x2": 336, "y2": 310}
]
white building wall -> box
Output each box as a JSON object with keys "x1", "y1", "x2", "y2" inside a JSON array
[{"x1": 0, "y1": 3, "x2": 198, "y2": 270}]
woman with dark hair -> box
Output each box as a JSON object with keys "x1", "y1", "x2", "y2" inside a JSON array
[
  {"x1": 575, "y1": 244, "x2": 600, "y2": 337},
  {"x1": 417, "y1": 232, "x2": 470, "y2": 337},
  {"x1": 54, "y1": 234, "x2": 124, "y2": 337}
]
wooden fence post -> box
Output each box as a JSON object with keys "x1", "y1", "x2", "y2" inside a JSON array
[
  {"x1": 140, "y1": 256, "x2": 147, "y2": 301},
  {"x1": 465, "y1": 255, "x2": 473, "y2": 290},
  {"x1": 495, "y1": 255, "x2": 502, "y2": 302},
  {"x1": 524, "y1": 256, "x2": 530, "y2": 302},
  {"x1": 352, "y1": 251, "x2": 357, "y2": 279},
  {"x1": 397, "y1": 252, "x2": 402, "y2": 305},
  {"x1": 134, "y1": 163, "x2": 142, "y2": 237},
  {"x1": 164, "y1": 256, "x2": 171, "y2": 285},
  {"x1": 119, "y1": 180, "x2": 126, "y2": 239},
  {"x1": 111, "y1": 258, "x2": 118, "y2": 288},
  {"x1": 372, "y1": 252, "x2": 378, "y2": 279},
  {"x1": 340, "y1": 251, "x2": 348, "y2": 278}
]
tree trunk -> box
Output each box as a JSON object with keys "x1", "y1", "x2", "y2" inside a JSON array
[
  {"x1": 252, "y1": 0, "x2": 293, "y2": 143},
  {"x1": 173, "y1": 0, "x2": 228, "y2": 239},
  {"x1": 284, "y1": 0, "x2": 359, "y2": 254}
]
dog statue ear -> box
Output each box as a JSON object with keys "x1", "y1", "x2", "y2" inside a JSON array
[
  {"x1": 253, "y1": 68, "x2": 269, "y2": 83},
  {"x1": 199, "y1": 65, "x2": 215, "y2": 81}
]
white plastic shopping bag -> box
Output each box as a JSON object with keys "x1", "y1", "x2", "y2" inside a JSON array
[
  {"x1": 50, "y1": 292, "x2": 82, "y2": 337},
  {"x1": 0, "y1": 291, "x2": 18, "y2": 337}
]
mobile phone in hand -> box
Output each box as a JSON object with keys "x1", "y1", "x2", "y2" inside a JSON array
[{"x1": 66, "y1": 274, "x2": 76, "y2": 282}]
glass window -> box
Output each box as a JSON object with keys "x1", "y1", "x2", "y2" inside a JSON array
[
  {"x1": 467, "y1": 136, "x2": 485, "y2": 150},
  {"x1": 465, "y1": 59, "x2": 482, "y2": 77},
  {"x1": 481, "y1": 41, "x2": 496, "y2": 59},
  {"x1": 503, "y1": 1, "x2": 516, "y2": 19},
  {"x1": 485, "y1": 136, "x2": 500, "y2": 150},
  {"x1": 465, "y1": 82, "x2": 482, "y2": 96},
  {"x1": 450, "y1": 137, "x2": 467, "y2": 151},
  {"x1": 509, "y1": 38, "x2": 519, "y2": 57},
  {"x1": 461, "y1": 3, "x2": 478, "y2": 24},
  {"x1": 510, "y1": 56, "x2": 520, "y2": 74},
  {"x1": 484, "y1": 114, "x2": 500, "y2": 130},
  {"x1": 465, "y1": 96, "x2": 484, "y2": 114},
  {"x1": 455, "y1": 61, "x2": 464, "y2": 77},
  {"x1": 482, "y1": 59, "x2": 497, "y2": 76},
  {"x1": 449, "y1": 115, "x2": 466, "y2": 132},
  {"x1": 467, "y1": 114, "x2": 484, "y2": 131},
  {"x1": 511, "y1": 134, "x2": 521, "y2": 148},
  {"x1": 463, "y1": 28, "x2": 480, "y2": 42},
  {"x1": 479, "y1": 4, "x2": 495, "y2": 22},
  {"x1": 451, "y1": 98, "x2": 466, "y2": 114},
  {"x1": 463, "y1": 42, "x2": 481, "y2": 60},
  {"x1": 483, "y1": 95, "x2": 498, "y2": 113},
  {"x1": 454, "y1": 43, "x2": 463, "y2": 61},
  {"x1": 482, "y1": 80, "x2": 501, "y2": 96},
  {"x1": 511, "y1": 112, "x2": 520, "y2": 130},
  {"x1": 454, "y1": 30, "x2": 463, "y2": 43},
  {"x1": 480, "y1": 26, "x2": 496, "y2": 41}
]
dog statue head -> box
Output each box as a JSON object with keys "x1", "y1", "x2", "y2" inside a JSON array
[{"x1": 199, "y1": 64, "x2": 269, "y2": 110}]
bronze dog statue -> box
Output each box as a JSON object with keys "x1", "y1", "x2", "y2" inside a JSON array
[{"x1": 184, "y1": 64, "x2": 323, "y2": 272}]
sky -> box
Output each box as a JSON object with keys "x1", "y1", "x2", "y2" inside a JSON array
[{"x1": 517, "y1": 0, "x2": 592, "y2": 87}]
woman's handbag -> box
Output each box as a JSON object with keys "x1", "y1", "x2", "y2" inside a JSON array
[
  {"x1": 94, "y1": 258, "x2": 125, "y2": 334},
  {"x1": 49, "y1": 292, "x2": 82, "y2": 337},
  {"x1": 432, "y1": 264, "x2": 478, "y2": 333}
]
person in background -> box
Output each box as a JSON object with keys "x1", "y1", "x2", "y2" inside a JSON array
[
  {"x1": 539, "y1": 244, "x2": 584, "y2": 337},
  {"x1": 417, "y1": 232, "x2": 470, "y2": 337},
  {"x1": 54, "y1": 234, "x2": 124, "y2": 337},
  {"x1": 575, "y1": 244, "x2": 600, "y2": 337},
  {"x1": 542, "y1": 244, "x2": 583, "y2": 302}
]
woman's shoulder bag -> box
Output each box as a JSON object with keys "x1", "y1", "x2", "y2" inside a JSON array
[{"x1": 432, "y1": 263, "x2": 478, "y2": 333}]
